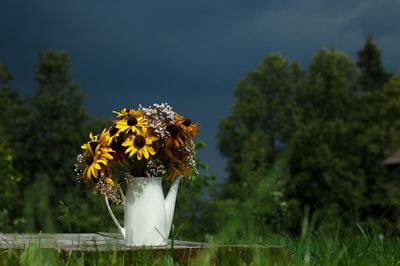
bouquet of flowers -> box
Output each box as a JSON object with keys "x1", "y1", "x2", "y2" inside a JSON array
[{"x1": 74, "y1": 103, "x2": 199, "y2": 204}]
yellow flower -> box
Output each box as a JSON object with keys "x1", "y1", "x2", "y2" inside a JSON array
[
  {"x1": 166, "y1": 160, "x2": 190, "y2": 181},
  {"x1": 97, "y1": 128, "x2": 110, "y2": 147},
  {"x1": 116, "y1": 115, "x2": 147, "y2": 134},
  {"x1": 81, "y1": 130, "x2": 108, "y2": 149},
  {"x1": 175, "y1": 114, "x2": 199, "y2": 140},
  {"x1": 104, "y1": 177, "x2": 114, "y2": 186},
  {"x1": 122, "y1": 131, "x2": 158, "y2": 160},
  {"x1": 82, "y1": 144, "x2": 108, "y2": 180},
  {"x1": 107, "y1": 126, "x2": 121, "y2": 146},
  {"x1": 81, "y1": 130, "x2": 114, "y2": 161},
  {"x1": 113, "y1": 107, "x2": 141, "y2": 118},
  {"x1": 165, "y1": 124, "x2": 184, "y2": 148}
]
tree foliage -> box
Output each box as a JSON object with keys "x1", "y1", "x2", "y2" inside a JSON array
[
  {"x1": 287, "y1": 50, "x2": 364, "y2": 231},
  {"x1": 218, "y1": 36, "x2": 400, "y2": 234},
  {"x1": 0, "y1": 51, "x2": 118, "y2": 233},
  {"x1": 0, "y1": 64, "x2": 23, "y2": 231},
  {"x1": 357, "y1": 34, "x2": 390, "y2": 91},
  {"x1": 218, "y1": 54, "x2": 302, "y2": 198},
  {"x1": 355, "y1": 36, "x2": 400, "y2": 227},
  {"x1": 0, "y1": 144, "x2": 22, "y2": 231},
  {"x1": 217, "y1": 54, "x2": 302, "y2": 233}
]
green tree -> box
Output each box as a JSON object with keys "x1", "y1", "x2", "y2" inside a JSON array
[
  {"x1": 286, "y1": 50, "x2": 364, "y2": 232},
  {"x1": 0, "y1": 64, "x2": 26, "y2": 144},
  {"x1": 357, "y1": 34, "x2": 390, "y2": 91},
  {"x1": 11, "y1": 50, "x2": 114, "y2": 232},
  {"x1": 218, "y1": 43, "x2": 400, "y2": 234},
  {"x1": 355, "y1": 35, "x2": 400, "y2": 227},
  {"x1": 0, "y1": 64, "x2": 24, "y2": 231},
  {"x1": 0, "y1": 63, "x2": 12, "y2": 84},
  {"x1": 357, "y1": 72, "x2": 400, "y2": 227},
  {"x1": 18, "y1": 50, "x2": 86, "y2": 181},
  {"x1": 14, "y1": 50, "x2": 85, "y2": 232},
  {"x1": 0, "y1": 145, "x2": 22, "y2": 231},
  {"x1": 217, "y1": 54, "x2": 302, "y2": 233}
]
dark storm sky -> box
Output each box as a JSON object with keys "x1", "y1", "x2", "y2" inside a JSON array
[{"x1": 2, "y1": 0, "x2": 400, "y2": 180}]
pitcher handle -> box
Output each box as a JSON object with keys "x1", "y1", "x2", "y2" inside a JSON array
[{"x1": 105, "y1": 196, "x2": 126, "y2": 238}]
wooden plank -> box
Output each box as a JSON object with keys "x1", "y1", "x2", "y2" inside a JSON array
[
  {"x1": 0, "y1": 234, "x2": 291, "y2": 264},
  {"x1": 0, "y1": 233, "x2": 285, "y2": 252},
  {"x1": 0, "y1": 233, "x2": 212, "y2": 251}
]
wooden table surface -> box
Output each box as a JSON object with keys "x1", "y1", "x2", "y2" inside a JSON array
[
  {"x1": 0, "y1": 233, "x2": 213, "y2": 251},
  {"x1": 0, "y1": 233, "x2": 291, "y2": 264}
]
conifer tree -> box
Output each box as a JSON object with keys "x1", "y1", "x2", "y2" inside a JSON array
[
  {"x1": 15, "y1": 50, "x2": 88, "y2": 232},
  {"x1": 0, "y1": 64, "x2": 26, "y2": 144},
  {"x1": 357, "y1": 34, "x2": 389, "y2": 91},
  {"x1": 356, "y1": 35, "x2": 400, "y2": 226}
]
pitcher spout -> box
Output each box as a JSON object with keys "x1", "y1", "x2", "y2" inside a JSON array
[{"x1": 165, "y1": 176, "x2": 181, "y2": 236}]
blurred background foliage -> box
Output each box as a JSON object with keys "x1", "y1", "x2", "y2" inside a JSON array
[{"x1": 1, "y1": 35, "x2": 400, "y2": 240}]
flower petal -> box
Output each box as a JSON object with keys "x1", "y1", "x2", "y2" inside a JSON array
[
  {"x1": 148, "y1": 146, "x2": 156, "y2": 155},
  {"x1": 137, "y1": 149, "x2": 143, "y2": 160},
  {"x1": 143, "y1": 148, "x2": 149, "y2": 159},
  {"x1": 129, "y1": 148, "x2": 137, "y2": 158},
  {"x1": 91, "y1": 166, "x2": 98, "y2": 178}
]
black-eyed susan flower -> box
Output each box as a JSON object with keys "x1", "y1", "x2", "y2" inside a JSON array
[
  {"x1": 116, "y1": 115, "x2": 148, "y2": 134},
  {"x1": 81, "y1": 131, "x2": 114, "y2": 161},
  {"x1": 122, "y1": 130, "x2": 158, "y2": 160},
  {"x1": 166, "y1": 160, "x2": 191, "y2": 181},
  {"x1": 82, "y1": 144, "x2": 108, "y2": 180},
  {"x1": 113, "y1": 108, "x2": 141, "y2": 118},
  {"x1": 109, "y1": 132, "x2": 128, "y2": 161},
  {"x1": 176, "y1": 114, "x2": 199, "y2": 140},
  {"x1": 107, "y1": 126, "x2": 121, "y2": 146},
  {"x1": 165, "y1": 124, "x2": 184, "y2": 148},
  {"x1": 97, "y1": 128, "x2": 110, "y2": 147}
]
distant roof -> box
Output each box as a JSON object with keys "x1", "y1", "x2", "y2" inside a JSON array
[{"x1": 383, "y1": 150, "x2": 400, "y2": 165}]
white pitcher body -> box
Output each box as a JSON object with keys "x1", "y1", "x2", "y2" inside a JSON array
[
  {"x1": 124, "y1": 177, "x2": 167, "y2": 246},
  {"x1": 105, "y1": 176, "x2": 181, "y2": 246}
]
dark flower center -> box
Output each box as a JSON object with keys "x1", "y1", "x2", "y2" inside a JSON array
[
  {"x1": 182, "y1": 119, "x2": 192, "y2": 126},
  {"x1": 166, "y1": 124, "x2": 178, "y2": 137},
  {"x1": 117, "y1": 133, "x2": 126, "y2": 142},
  {"x1": 110, "y1": 141, "x2": 121, "y2": 151},
  {"x1": 127, "y1": 117, "x2": 138, "y2": 126},
  {"x1": 85, "y1": 156, "x2": 94, "y2": 165},
  {"x1": 134, "y1": 135, "x2": 146, "y2": 148},
  {"x1": 109, "y1": 126, "x2": 118, "y2": 136},
  {"x1": 90, "y1": 141, "x2": 99, "y2": 152}
]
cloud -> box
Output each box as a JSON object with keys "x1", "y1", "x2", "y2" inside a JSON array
[{"x1": 342, "y1": 0, "x2": 400, "y2": 37}]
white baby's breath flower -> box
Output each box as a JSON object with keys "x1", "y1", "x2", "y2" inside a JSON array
[
  {"x1": 145, "y1": 159, "x2": 166, "y2": 177},
  {"x1": 140, "y1": 103, "x2": 176, "y2": 139}
]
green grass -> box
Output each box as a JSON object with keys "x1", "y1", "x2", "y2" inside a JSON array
[{"x1": 1, "y1": 229, "x2": 400, "y2": 265}]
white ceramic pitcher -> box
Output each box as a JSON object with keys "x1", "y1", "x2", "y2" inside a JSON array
[{"x1": 105, "y1": 176, "x2": 181, "y2": 246}]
